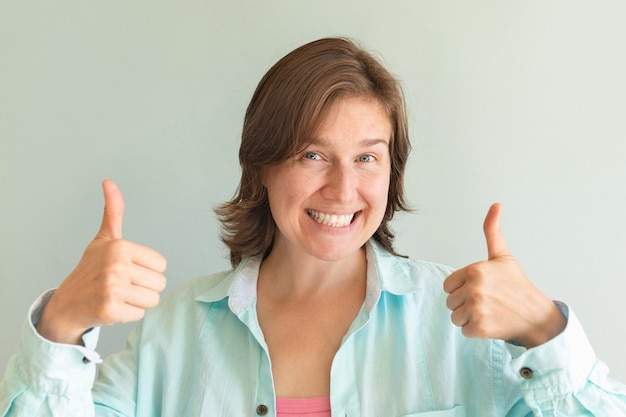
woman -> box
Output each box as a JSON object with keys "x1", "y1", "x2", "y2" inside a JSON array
[{"x1": 2, "y1": 37, "x2": 626, "y2": 416}]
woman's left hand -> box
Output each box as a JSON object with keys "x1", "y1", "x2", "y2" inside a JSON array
[{"x1": 443, "y1": 203, "x2": 566, "y2": 348}]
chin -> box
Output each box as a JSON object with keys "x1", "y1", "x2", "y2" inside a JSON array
[{"x1": 304, "y1": 240, "x2": 367, "y2": 263}]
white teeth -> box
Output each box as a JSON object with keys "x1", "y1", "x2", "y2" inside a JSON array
[{"x1": 307, "y1": 209, "x2": 354, "y2": 227}]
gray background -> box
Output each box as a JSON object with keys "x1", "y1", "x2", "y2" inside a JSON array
[{"x1": 2, "y1": 1, "x2": 625, "y2": 381}]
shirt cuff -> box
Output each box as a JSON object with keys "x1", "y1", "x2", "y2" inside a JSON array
[
  {"x1": 506, "y1": 303, "x2": 597, "y2": 400},
  {"x1": 30, "y1": 290, "x2": 102, "y2": 364},
  {"x1": 14, "y1": 290, "x2": 102, "y2": 395}
]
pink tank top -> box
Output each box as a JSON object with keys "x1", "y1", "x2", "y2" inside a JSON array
[{"x1": 276, "y1": 396, "x2": 331, "y2": 417}]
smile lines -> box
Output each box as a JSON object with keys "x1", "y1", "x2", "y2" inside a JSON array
[{"x1": 307, "y1": 209, "x2": 355, "y2": 228}]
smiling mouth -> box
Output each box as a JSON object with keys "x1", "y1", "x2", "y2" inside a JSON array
[{"x1": 307, "y1": 209, "x2": 356, "y2": 228}]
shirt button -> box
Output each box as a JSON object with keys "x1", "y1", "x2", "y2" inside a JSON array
[
  {"x1": 82, "y1": 357, "x2": 91, "y2": 364},
  {"x1": 256, "y1": 404, "x2": 268, "y2": 415},
  {"x1": 520, "y1": 367, "x2": 534, "y2": 379}
]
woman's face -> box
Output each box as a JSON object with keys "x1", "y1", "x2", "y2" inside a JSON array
[{"x1": 264, "y1": 96, "x2": 392, "y2": 262}]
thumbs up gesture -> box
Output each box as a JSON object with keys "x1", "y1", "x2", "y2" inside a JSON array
[
  {"x1": 36, "y1": 180, "x2": 167, "y2": 345},
  {"x1": 443, "y1": 203, "x2": 566, "y2": 348}
]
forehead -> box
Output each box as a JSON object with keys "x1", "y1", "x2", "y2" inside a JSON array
[{"x1": 312, "y1": 96, "x2": 392, "y2": 143}]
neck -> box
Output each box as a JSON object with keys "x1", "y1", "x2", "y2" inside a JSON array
[{"x1": 259, "y1": 243, "x2": 367, "y2": 300}]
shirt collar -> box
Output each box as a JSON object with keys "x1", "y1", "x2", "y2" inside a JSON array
[
  {"x1": 367, "y1": 238, "x2": 424, "y2": 297},
  {"x1": 195, "y1": 239, "x2": 422, "y2": 314}
]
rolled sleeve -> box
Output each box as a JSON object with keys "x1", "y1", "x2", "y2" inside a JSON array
[
  {"x1": 509, "y1": 305, "x2": 596, "y2": 399},
  {"x1": 506, "y1": 304, "x2": 626, "y2": 415},
  {"x1": 0, "y1": 291, "x2": 102, "y2": 416}
]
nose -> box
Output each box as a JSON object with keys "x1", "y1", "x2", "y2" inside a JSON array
[{"x1": 321, "y1": 163, "x2": 357, "y2": 203}]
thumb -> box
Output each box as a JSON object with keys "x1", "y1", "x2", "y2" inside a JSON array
[
  {"x1": 96, "y1": 179, "x2": 124, "y2": 240},
  {"x1": 483, "y1": 202, "x2": 509, "y2": 260}
]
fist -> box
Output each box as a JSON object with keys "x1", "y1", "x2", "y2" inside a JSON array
[
  {"x1": 443, "y1": 203, "x2": 566, "y2": 348},
  {"x1": 36, "y1": 180, "x2": 167, "y2": 344}
]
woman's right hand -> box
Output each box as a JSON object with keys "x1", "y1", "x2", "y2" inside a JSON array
[{"x1": 35, "y1": 180, "x2": 167, "y2": 345}]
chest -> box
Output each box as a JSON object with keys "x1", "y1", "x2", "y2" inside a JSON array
[
  {"x1": 133, "y1": 291, "x2": 503, "y2": 416},
  {"x1": 257, "y1": 293, "x2": 364, "y2": 398}
]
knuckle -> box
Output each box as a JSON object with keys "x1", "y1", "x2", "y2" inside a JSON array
[
  {"x1": 465, "y1": 262, "x2": 487, "y2": 281},
  {"x1": 100, "y1": 263, "x2": 128, "y2": 285},
  {"x1": 92, "y1": 286, "x2": 123, "y2": 319},
  {"x1": 467, "y1": 309, "x2": 493, "y2": 339},
  {"x1": 92, "y1": 302, "x2": 117, "y2": 326},
  {"x1": 94, "y1": 284, "x2": 115, "y2": 304},
  {"x1": 106, "y1": 239, "x2": 131, "y2": 260},
  {"x1": 465, "y1": 285, "x2": 486, "y2": 304},
  {"x1": 100, "y1": 266, "x2": 119, "y2": 283},
  {"x1": 467, "y1": 300, "x2": 487, "y2": 319},
  {"x1": 473, "y1": 324, "x2": 491, "y2": 340}
]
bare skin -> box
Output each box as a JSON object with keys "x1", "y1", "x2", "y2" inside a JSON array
[
  {"x1": 255, "y1": 97, "x2": 390, "y2": 397},
  {"x1": 255, "y1": 97, "x2": 566, "y2": 397},
  {"x1": 256, "y1": 245, "x2": 366, "y2": 398},
  {"x1": 36, "y1": 180, "x2": 167, "y2": 345},
  {"x1": 443, "y1": 203, "x2": 566, "y2": 348},
  {"x1": 34, "y1": 101, "x2": 565, "y2": 400}
]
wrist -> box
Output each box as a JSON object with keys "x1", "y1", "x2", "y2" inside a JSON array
[
  {"x1": 35, "y1": 296, "x2": 86, "y2": 345},
  {"x1": 515, "y1": 300, "x2": 567, "y2": 348}
]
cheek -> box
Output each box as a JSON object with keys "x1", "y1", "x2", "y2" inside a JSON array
[
  {"x1": 366, "y1": 172, "x2": 391, "y2": 209},
  {"x1": 266, "y1": 168, "x2": 308, "y2": 212}
]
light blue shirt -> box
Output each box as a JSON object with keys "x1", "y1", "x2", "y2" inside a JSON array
[{"x1": 2, "y1": 240, "x2": 626, "y2": 416}]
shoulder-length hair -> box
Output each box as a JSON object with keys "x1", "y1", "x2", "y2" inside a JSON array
[{"x1": 216, "y1": 37, "x2": 411, "y2": 267}]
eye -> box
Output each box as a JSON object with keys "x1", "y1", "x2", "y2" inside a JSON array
[
  {"x1": 304, "y1": 151, "x2": 322, "y2": 160},
  {"x1": 358, "y1": 154, "x2": 375, "y2": 162}
]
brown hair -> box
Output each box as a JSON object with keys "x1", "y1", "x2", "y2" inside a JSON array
[{"x1": 216, "y1": 37, "x2": 411, "y2": 267}]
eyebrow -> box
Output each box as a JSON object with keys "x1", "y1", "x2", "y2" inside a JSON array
[{"x1": 306, "y1": 137, "x2": 390, "y2": 147}]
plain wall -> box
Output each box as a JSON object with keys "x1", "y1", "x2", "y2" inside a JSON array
[{"x1": 2, "y1": 0, "x2": 625, "y2": 382}]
